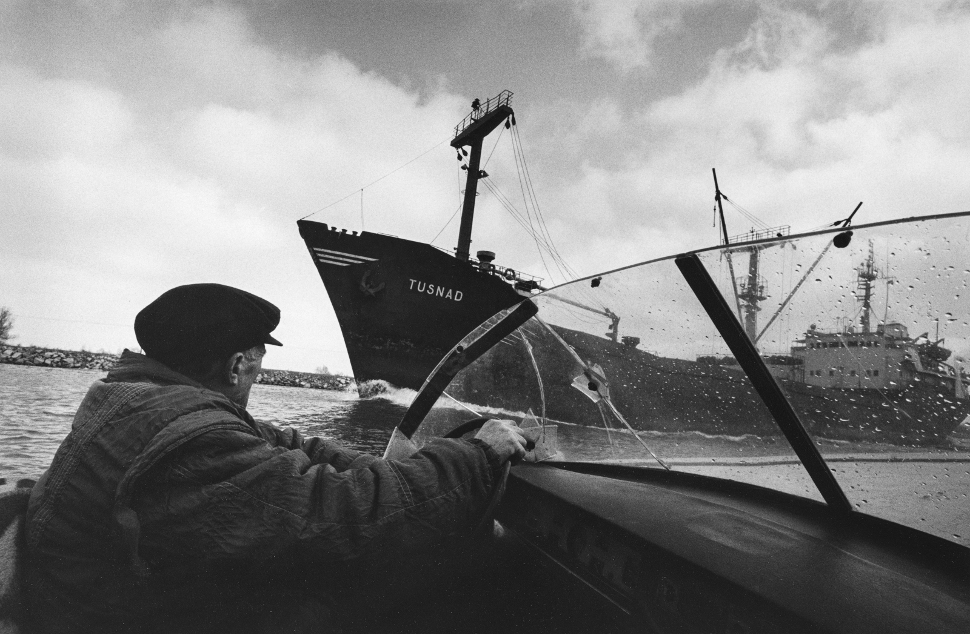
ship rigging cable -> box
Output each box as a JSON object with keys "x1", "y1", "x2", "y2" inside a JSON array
[
  {"x1": 469, "y1": 135, "x2": 561, "y2": 282},
  {"x1": 429, "y1": 201, "x2": 463, "y2": 245},
  {"x1": 506, "y1": 123, "x2": 613, "y2": 313},
  {"x1": 509, "y1": 126, "x2": 553, "y2": 281},
  {"x1": 479, "y1": 176, "x2": 608, "y2": 318},
  {"x1": 299, "y1": 138, "x2": 451, "y2": 221},
  {"x1": 722, "y1": 196, "x2": 772, "y2": 233},
  {"x1": 511, "y1": 124, "x2": 577, "y2": 285},
  {"x1": 482, "y1": 124, "x2": 507, "y2": 170},
  {"x1": 479, "y1": 175, "x2": 609, "y2": 320},
  {"x1": 430, "y1": 126, "x2": 509, "y2": 245},
  {"x1": 427, "y1": 156, "x2": 473, "y2": 244},
  {"x1": 467, "y1": 126, "x2": 577, "y2": 287},
  {"x1": 480, "y1": 179, "x2": 559, "y2": 262}
]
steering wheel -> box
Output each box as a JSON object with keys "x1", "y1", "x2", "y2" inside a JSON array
[
  {"x1": 444, "y1": 416, "x2": 511, "y2": 537},
  {"x1": 443, "y1": 416, "x2": 493, "y2": 439}
]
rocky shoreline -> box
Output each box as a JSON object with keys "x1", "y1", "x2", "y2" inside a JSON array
[
  {"x1": 0, "y1": 344, "x2": 354, "y2": 391},
  {"x1": 255, "y1": 369, "x2": 354, "y2": 391},
  {"x1": 1, "y1": 344, "x2": 117, "y2": 371}
]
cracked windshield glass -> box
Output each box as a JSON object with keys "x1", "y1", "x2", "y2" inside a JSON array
[{"x1": 414, "y1": 254, "x2": 825, "y2": 504}]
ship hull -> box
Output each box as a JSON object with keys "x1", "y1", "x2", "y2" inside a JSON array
[
  {"x1": 446, "y1": 325, "x2": 969, "y2": 447},
  {"x1": 780, "y1": 379, "x2": 967, "y2": 445},
  {"x1": 298, "y1": 220, "x2": 524, "y2": 391}
]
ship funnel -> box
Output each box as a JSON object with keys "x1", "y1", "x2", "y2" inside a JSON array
[{"x1": 476, "y1": 250, "x2": 496, "y2": 272}]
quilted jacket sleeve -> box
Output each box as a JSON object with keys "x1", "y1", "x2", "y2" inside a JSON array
[
  {"x1": 133, "y1": 415, "x2": 503, "y2": 575},
  {"x1": 251, "y1": 419, "x2": 367, "y2": 470}
]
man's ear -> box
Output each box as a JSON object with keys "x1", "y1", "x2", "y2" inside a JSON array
[{"x1": 225, "y1": 352, "x2": 246, "y2": 386}]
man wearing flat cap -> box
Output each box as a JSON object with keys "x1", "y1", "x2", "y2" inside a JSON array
[{"x1": 24, "y1": 283, "x2": 527, "y2": 633}]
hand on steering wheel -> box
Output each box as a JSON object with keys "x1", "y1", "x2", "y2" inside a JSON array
[{"x1": 444, "y1": 417, "x2": 530, "y2": 464}]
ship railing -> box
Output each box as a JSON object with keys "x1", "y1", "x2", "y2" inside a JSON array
[
  {"x1": 695, "y1": 355, "x2": 740, "y2": 366},
  {"x1": 728, "y1": 225, "x2": 791, "y2": 244},
  {"x1": 453, "y1": 90, "x2": 514, "y2": 138},
  {"x1": 471, "y1": 256, "x2": 542, "y2": 286},
  {"x1": 698, "y1": 353, "x2": 802, "y2": 366},
  {"x1": 800, "y1": 325, "x2": 882, "y2": 337},
  {"x1": 429, "y1": 242, "x2": 543, "y2": 288}
]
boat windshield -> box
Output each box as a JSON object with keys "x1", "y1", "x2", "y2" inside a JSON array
[{"x1": 410, "y1": 212, "x2": 970, "y2": 547}]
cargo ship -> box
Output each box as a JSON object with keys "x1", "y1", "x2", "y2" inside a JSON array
[
  {"x1": 298, "y1": 95, "x2": 967, "y2": 445},
  {"x1": 299, "y1": 91, "x2": 545, "y2": 391},
  {"x1": 441, "y1": 227, "x2": 969, "y2": 447}
]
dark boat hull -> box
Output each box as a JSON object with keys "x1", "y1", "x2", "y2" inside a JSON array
[{"x1": 298, "y1": 219, "x2": 524, "y2": 391}]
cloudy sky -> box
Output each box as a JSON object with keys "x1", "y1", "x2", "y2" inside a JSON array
[{"x1": 2, "y1": 0, "x2": 969, "y2": 374}]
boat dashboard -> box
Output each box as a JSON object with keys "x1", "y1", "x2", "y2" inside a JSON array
[
  {"x1": 388, "y1": 212, "x2": 970, "y2": 633},
  {"x1": 499, "y1": 462, "x2": 968, "y2": 633}
]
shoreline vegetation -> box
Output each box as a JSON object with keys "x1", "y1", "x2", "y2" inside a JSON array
[{"x1": 0, "y1": 344, "x2": 355, "y2": 391}]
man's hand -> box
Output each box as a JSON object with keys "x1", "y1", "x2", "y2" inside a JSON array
[{"x1": 474, "y1": 419, "x2": 528, "y2": 464}]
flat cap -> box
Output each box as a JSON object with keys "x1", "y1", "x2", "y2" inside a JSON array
[{"x1": 135, "y1": 283, "x2": 282, "y2": 365}]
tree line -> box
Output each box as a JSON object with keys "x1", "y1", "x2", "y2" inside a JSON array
[{"x1": 0, "y1": 306, "x2": 12, "y2": 344}]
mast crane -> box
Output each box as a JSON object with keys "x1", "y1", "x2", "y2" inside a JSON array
[
  {"x1": 452, "y1": 91, "x2": 515, "y2": 262},
  {"x1": 713, "y1": 169, "x2": 789, "y2": 345}
]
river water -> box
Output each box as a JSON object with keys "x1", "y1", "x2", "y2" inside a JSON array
[
  {"x1": 0, "y1": 364, "x2": 413, "y2": 482},
  {"x1": 3, "y1": 363, "x2": 967, "y2": 547}
]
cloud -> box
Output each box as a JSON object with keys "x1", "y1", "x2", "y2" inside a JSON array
[
  {"x1": 569, "y1": 0, "x2": 698, "y2": 71},
  {"x1": 4, "y1": 0, "x2": 970, "y2": 372},
  {"x1": 0, "y1": 3, "x2": 474, "y2": 372},
  {"x1": 728, "y1": 3, "x2": 831, "y2": 70},
  {"x1": 521, "y1": 1, "x2": 970, "y2": 277}
]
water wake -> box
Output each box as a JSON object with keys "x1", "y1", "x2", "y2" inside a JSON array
[{"x1": 356, "y1": 380, "x2": 418, "y2": 407}]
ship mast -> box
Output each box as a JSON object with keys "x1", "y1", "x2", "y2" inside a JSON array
[
  {"x1": 451, "y1": 91, "x2": 515, "y2": 261},
  {"x1": 713, "y1": 169, "x2": 788, "y2": 345},
  {"x1": 755, "y1": 202, "x2": 862, "y2": 344},
  {"x1": 738, "y1": 245, "x2": 768, "y2": 342},
  {"x1": 856, "y1": 240, "x2": 879, "y2": 333}
]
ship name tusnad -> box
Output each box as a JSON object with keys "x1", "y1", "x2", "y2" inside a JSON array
[{"x1": 408, "y1": 279, "x2": 463, "y2": 301}]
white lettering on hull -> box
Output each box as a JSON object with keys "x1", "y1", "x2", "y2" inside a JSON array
[{"x1": 408, "y1": 278, "x2": 463, "y2": 301}]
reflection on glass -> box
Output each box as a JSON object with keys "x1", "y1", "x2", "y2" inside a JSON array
[{"x1": 697, "y1": 214, "x2": 970, "y2": 545}]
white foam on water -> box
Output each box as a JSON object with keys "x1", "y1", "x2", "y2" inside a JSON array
[
  {"x1": 674, "y1": 430, "x2": 764, "y2": 443},
  {"x1": 355, "y1": 381, "x2": 532, "y2": 421},
  {"x1": 355, "y1": 380, "x2": 418, "y2": 407}
]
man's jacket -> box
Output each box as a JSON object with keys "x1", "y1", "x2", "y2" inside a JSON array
[{"x1": 25, "y1": 351, "x2": 502, "y2": 633}]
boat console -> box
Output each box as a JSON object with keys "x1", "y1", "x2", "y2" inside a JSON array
[{"x1": 499, "y1": 463, "x2": 968, "y2": 633}]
